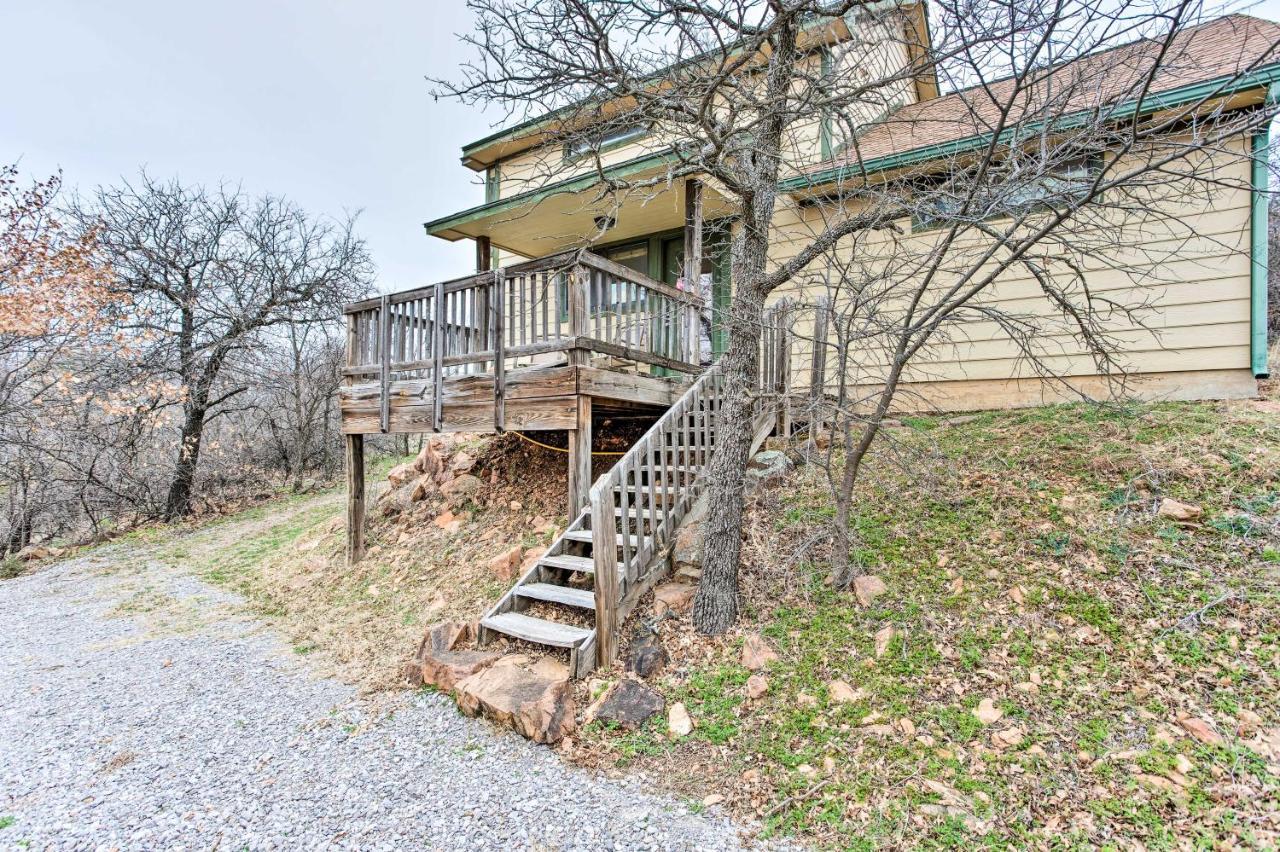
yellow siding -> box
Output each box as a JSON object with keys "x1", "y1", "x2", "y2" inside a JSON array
[{"x1": 766, "y1": 134, "x2": 1256, "y2": 405}]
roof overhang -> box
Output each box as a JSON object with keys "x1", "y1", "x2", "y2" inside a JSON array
[
  {"x1": 455, "y1": 7, "x2": 934, "y2": 171},
  {"x1": 425, "y1": 152, "x2": 737, "y2": 257},
  {"x1": 778, "y1": 61, "x2": 1280, "y2": 197}
]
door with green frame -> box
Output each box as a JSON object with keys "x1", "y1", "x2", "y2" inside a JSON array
[{"x1": 595, "y1": 221, "x2": 731, "y2": 366}]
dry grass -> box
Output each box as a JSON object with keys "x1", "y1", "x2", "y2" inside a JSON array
[{"x1": 577, "y1": 393, "x2": 1280, "y2": 850}]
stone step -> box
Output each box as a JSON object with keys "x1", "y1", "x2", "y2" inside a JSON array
[
  {"x1": 515, "y1": 582, "x2": 596, "y2": 610},
  {"x1": 480, "y1": 612, "x2": 593, "y2": 648}
]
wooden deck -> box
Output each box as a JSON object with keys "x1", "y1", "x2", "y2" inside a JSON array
[{"x1": 339, "y1": 362, "x2": 684, "y2": 434}]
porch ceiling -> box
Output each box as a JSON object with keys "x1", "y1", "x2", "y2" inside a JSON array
[{"x1": 424, "y1": 162, "x2": 736, "y2": 259}]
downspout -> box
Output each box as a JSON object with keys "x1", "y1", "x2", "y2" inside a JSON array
[{"x1": 1250, "y1": 85, "x2": 1279, "y2": 379}]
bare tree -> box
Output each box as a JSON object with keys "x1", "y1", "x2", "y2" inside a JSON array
[
  {"x1": 69, "y1": 175, "x2": 374, "y2": 519},
  {"x1": 436, "y1": 0, "x2": 1279, "y2": 631},
  {"x1": 254, "y1": 322, "x2": 346, "y2": 492}
]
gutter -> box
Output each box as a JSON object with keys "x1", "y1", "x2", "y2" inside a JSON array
[
  {"x1": 778, "y1": 62, "x2": 1280, "y2": 193},
  {"x1": 1250, "y1": 82, "x2": 1279, "y2": 379}
]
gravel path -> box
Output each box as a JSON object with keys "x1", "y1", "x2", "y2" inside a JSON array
[{"x1": 0, "y1": 534, "x2": 765, "y2": 850}]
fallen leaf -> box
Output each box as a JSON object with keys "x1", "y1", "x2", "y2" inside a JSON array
[{"x1": 974, "y1": 698, "x2": 1003, "y2": 725}]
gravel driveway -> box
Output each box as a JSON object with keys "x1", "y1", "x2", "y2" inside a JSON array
[{"x1": 0, "y1": 544, "x2": 763, "y2": 850}]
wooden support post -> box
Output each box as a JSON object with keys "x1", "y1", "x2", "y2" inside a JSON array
[
  {"x1": 345, "y1": 434, "x2": 365, "y2": 565},
  {"x1": 475, "y1": 235, "x2": 492, "y2": 272},
  {"x1": 591, "y1": 476, "x2": 618, "y2": 667},
  {"x1": 683, "y1": 179, "x2": 704, "y2": 365},
  {"x1": 774, "y1": 303, "x2": 791, "y2": 437},
  {"x1": 432, "y1": 279, "x2": 445, "y2": 432},
  {"x1": 568, "y1": 395, "x2": 592, "y2": 519},
  {"x1": 378, "y1": 294, "x2": 391, "y2": 433},
  {"x1": 567, "y1": 264, "x2": 589, "y2": 366},
  {"x1": 492, "y1": 270, "x2": 506, "y2": 431},
  {"x1": 808, "y1": 297, "x2": 830, "y2": 443}
]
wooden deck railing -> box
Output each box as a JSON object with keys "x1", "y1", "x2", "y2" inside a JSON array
[
  {"x1": 341, "y1": 250, "x2": 705, "y2": 431},
  {"x1": 587, "y1": 300, "x2": 789, "y2": 665}
]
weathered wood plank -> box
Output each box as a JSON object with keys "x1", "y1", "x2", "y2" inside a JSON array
[
  {"x1": 568, "y1": 395, "x2": 591, "y2": 519},
  {"x1": 345, "y1": 434, "x2": 365, "y2": 565},
  {"x1": 591, "y1": 480, "x2": 620, "y2": 668},
  {"x1": 480, "y1": 612, "x2": 591, "y2": 647}
]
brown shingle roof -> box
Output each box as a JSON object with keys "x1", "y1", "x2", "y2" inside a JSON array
[{"x1": 820, "y1": 13, "x2": 1280, "y2": 175}]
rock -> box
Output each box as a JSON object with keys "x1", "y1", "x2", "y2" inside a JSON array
[
  {"x1": 487, "y1": 546, "x2": 524, "y2": 581},
  {"x1": 740, "y1": 634, "x2": 779, "y2": 670},
  {"x1": 874, "y1": 625, "x2": 896, "y2": 658},
  {"x1": 668, "y1": 702, "x2": 693, "y2": 737},
  {"x1": 827, "y1": 679, "x2": 863, "y2": 704},
  {"x1": 387, "y1": 462, "x2": 417, "y2": 488},
  {"x1": 673, "y1": 520, "x2": 705, "y2": 570},
  {"x1": 378, "y1": 484, "x2": 414, "y2": 517},
  {"x1": 413, "y1": 441, "x2": 446, "y2": 479},
  {"x1": 586, "y1": 679, "x2": 665, "y2": 731},
  {"x1": 746, "y1": 674, "x2": 769, "y2": 699},
  {"x1": 517, "y1": 546, "x2": 547, "y2": 574},
  {"x1": 652, "y1": 582, "x2": 697, "y2": 616},
  {"x1": 414, "y1": 622, "x2": 501, "y2": 693},
  {"x1": 455, "y1": 655, "x2": 575, "y2": 744},
  {"x1": 432, "y1": 509, "x2": 467, "y2": 534},
  {"x1": 745, "y1": 450, "x2": 793, "y2": 491},
  {"x1": 409, "y1": 475, "x2": 438, "y2": 502},
  {"x1": 1178, "y1": 715, "x2": 1223, "y2": 745},
  {"x1": 449, "y1": 451, "x2": 475, "y2": 474},
  {"x1": 675, "y1": 564, "x2": 702, "y2": 582},
  {"x1": 626, "y1": 632, "x2": 668, "y2": 679},
  {"x1": 853, "y1": 575, "x2": 887, "y2": 608},
  {"x1": 1157, "y1": 497, "x2": 1202, "y2": 522},
  {"x1": 974, "y1": 697, "x2": 1003, "y2": 725},
  {"x1": 440, "y1": 474, "x2": 482, "y2": 507}
]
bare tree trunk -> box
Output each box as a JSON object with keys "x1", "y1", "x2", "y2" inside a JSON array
[
  {"x1": 164, "y1": 403, "x2": 207, "y2": 519},
  {"x1": 692, "y1": 283, "x2": 765, "y2": 633}
]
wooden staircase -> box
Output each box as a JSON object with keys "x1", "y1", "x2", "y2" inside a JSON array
[{"x1": 478, "y1": 363, "x2": 778, "y2": 677}]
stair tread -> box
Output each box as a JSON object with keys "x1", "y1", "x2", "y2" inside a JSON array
[
  {"x1": 563, "y1": 530, "x2": 641, "y2": 547},
  {"x1": 538, "y1": 554, "x2": 596, "y2": 573},
  {"x1": 481, "y1": 612, "x2": 592, "y2": 647},
  {"x1": 516, "y1": 582, "x2": 596, "y2": 610}
]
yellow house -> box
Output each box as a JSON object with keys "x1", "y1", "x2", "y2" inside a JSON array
[
  {"x1": 420, "y1": 10, "x2": 1277, "y2": 410},
  {"x1": 341, "y1": 10, "x2": 1278, "y2": 669}
]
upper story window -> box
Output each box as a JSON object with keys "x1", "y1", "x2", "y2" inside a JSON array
[
  {"x1": 912, "y1": 153, "x2": 1102, "y2": 232},
  {"x1": 564, "y1": 123, "x2": 649, "y2": 162}
]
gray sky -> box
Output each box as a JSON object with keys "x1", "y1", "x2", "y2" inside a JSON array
[
  {"x1": 0, "y1": 0, "x2": 500, "y2": 291},
  {"x1": 4, "y1": 0, "x2": 1280, "y2": 294}
]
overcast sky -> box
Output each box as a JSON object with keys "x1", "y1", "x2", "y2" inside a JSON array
[
  {"x1": 4, "y1": 0, "x2": 1280, "y2": 294},
  {"x1": 0, "y1": 0, "x2": 502, "y2": 290}
]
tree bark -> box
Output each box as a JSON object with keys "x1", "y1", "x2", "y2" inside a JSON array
[
  {"x1": 164, "y1": 403, "x2": 207, "y2": 520},
  {"x1": 691, "y1": 280, "x2": 766, "y2": 633}
]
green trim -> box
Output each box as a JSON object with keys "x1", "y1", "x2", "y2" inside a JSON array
[
  {"x1": 458, "y1": 11, "x2": 866, "y2": 162},
  {"x1": 484, "y1": 164, "x2": 501, "y2": 203},
  {"x1": 779, "y1": 62, "x2": 1280, "y2": 193},
  {"x1": 424, "y1": 150, "x2": 678, "y2": 236},
  {"x1": 1250, "y1": 85, "x2": 1278, "y2": 378},
  {"x1": 819, "y1": 47, "x2": 835, "y2": 162}
]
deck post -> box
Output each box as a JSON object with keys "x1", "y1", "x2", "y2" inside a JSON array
[
  {"x1": 345, "y1": 434, "x2": 365, "y2": 565},
  {"x1": 774, "y1": 302, "x2": 791, "y2": 437},
  {"x1": 568, "y1": 395, "x2": 592, "y2": 519},
  {"x1": 591, "y1": 477, "x2": 619, "y2": 667},
  {"x1": 378, "y1": 294, "x2": 391, "y2": 433},
  {"x1": 683, "y1": 179, "x2": 704, "y2": 365},
  {"x1": 566, "y1": 264, "x2": 592, "y2": 517},
  {"x1": 808, "y1": 296, "x2": 830, "y2": 444}
]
